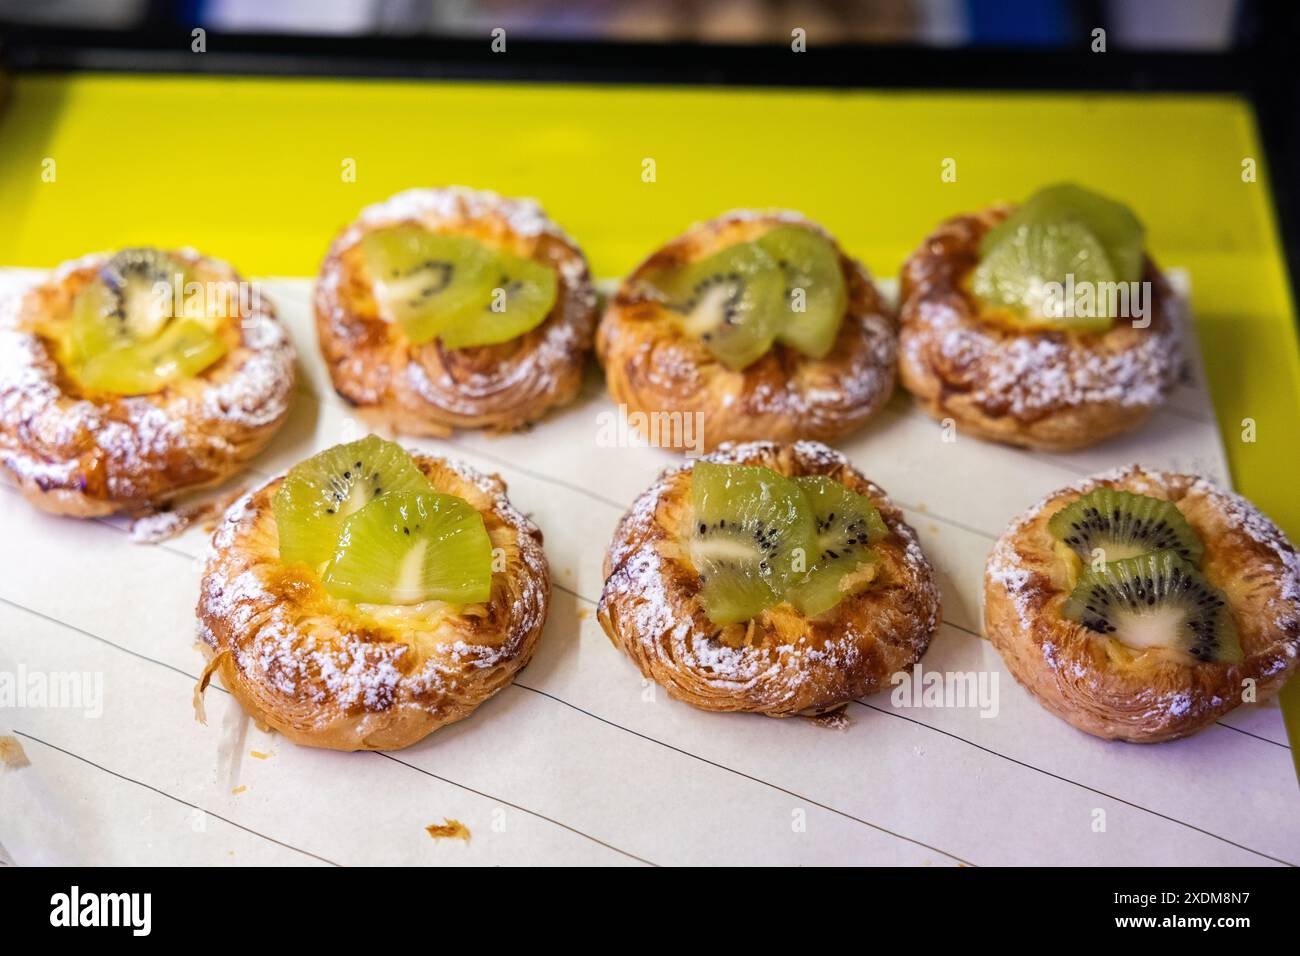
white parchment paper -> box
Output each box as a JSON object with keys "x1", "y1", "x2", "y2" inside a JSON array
[{"x1": 0, "y1": 271, "x2": 1295, "y2": 867}]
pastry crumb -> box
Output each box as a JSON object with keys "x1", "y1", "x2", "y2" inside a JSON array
[
  {"x1": 0, "y1": 735, "x2": 30, "y2": 769},
  {"x1": 426, "y1": 819, "x2": 471, "y2": 842},
  {"x1": 232, "y1": 785, "x2": 247, "y2": 795},
  {"x1": 250, "y1": 750, "x2": 273, "y2": 760},
  {"x1": 808, "y1": 708, "x2": 850, "y2": 730},
  {"x1": 129, "y1": 485, "x2": 249, "y2": 544}
]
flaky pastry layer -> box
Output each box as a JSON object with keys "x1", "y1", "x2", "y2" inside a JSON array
[
  {"x1": 0, "y1": 249, "x2": 295, "y2": 516},
  {"x1": 898, "y1": 207, "x2": 1181, "y2": 451},
  {"x1": 314, "y1": 187, "x2": 597, "y2": 437},
  {"x1": 984, "y1": 465, "x2": 1300, "y2": 742},
  {"x1": 597, "y1": 212, "x2": 897, "y2": 453},
  {"x1": 197, "y1": 453, "x2": 549, "y2": 751},
  {"x1": 598, "y1": 440, "x2": 940, "y2": 716}
]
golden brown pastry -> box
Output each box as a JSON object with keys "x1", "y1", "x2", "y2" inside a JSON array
[
  {"x1": 314, "y1": 187, "x2": 597, "y2": 436},
  {"x1": 598, "y1": 440, "x2": 939, "y2": 716},
  {"x1": 898, "y1": 206, "x2": 1181, "y2": 451},
  {"x1": 197, "y1": 450, "x2": 549, "y2": 751},
  {"x1": 985, "y1": 465, "x2": 1300, "y2": 742},
  {"x1": 597, "y1": 211, "x2": 896, "y2": 452},
  {"x1": 0, "y1": 248, "x2": 295, "y2": 517}
]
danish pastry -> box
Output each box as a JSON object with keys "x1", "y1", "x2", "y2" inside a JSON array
[
  {"x1": 597, "y1": 440, "x2": 939, "y2": 716},
  {"x1": 984, "y1": 464, "x2": 1300, "y2": 742},
  {"x1": 0, "y1": 247, "x2": 295, "y2": 517},
  {"x1": 314, "y1": 187, "x2": 598, "y2": 436},
  {"x1": 597, "y1": 211, "x2": 896, "y2": 452},
  {"x1": 898, "y1": 184, "x2": 1181, "y2": 451},
  {"x1": 197, "y1": 436, "x2": 549, "y2": 751}
]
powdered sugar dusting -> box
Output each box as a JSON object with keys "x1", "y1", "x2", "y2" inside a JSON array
[
  {"x1": 1189, "y1": 474, "x2": 1300, "y2": 604},
  {"x1": 910, "y1": 297, "x2": 1181, "y2": 417},
  {"x1": 986, "y1": 530, "x2": 1037, "y2": 629},
  {"x1": 336, "y1": 186, "x2": 574, "y2": 252},
  {"x1": 202, "y1": 303, "x2": 295, "y2": 429}
]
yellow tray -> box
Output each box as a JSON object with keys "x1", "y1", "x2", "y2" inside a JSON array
[{"x1": 2, "y1": 73, "x2": 1297, "y2": 756}]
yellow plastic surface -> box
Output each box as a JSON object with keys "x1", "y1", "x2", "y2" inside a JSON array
[{"x1": 1, "y1": 73, "x2": 1297, "y2": 755}]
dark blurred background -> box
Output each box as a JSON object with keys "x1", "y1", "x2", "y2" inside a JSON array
[{"x1": 0, "y1": 0, "x2": 1265, "y2": 50}]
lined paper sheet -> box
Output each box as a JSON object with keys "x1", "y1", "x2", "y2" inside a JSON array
[{"x1": 1, "y1": 270, "x2": 1295, "y2": 867}]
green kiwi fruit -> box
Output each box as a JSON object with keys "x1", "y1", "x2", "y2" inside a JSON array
[
  {"x1": 970, "y1": 219, "x2": 1117, "y2": 332},
  {"x1": 76, "y1": 319, "x2": 227, "y2": 395},
  {"x1": 321, "y1": 490, "x2": 493, "y2": 605},
  {"x1": 689, "y1": 461, "x2": 817, "y2": 625},
  {"x1": 436, "y1": 251, "x2": 558, "y2": 349},
  {"x1": 785, "y1": 475, "x2": 889, "y2": 617},
  {"x1": 360, "y1": 225, "x2": 497, "y2": 344},
  {"x1": 757, "y1": 226, "x2": 848, "y2": 360},
  {"x1": 72, "y1": 248, "x2": 183, "y2": 358},
  {"x1": 68, "y1": 248, "x2": 228, "y2": 394},
  {"x1": 652, "y1": 242, "x2": 785, "y2": 371},
  {"x1": 1048, "y1": 488, "x2": 1204, "y2": 566},
  {"x1": 983, "y1": 183, "x2": 1145, "y2": 284},
  {"x1": 1061, "y1": 550, "x2": 1242, "y2": 664},
  {"x1": 273, "y1": 436, "x2": 434, "y2": 571}
]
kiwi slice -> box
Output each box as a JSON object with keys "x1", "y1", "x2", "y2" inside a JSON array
[
  {"x1": 652, "y1": 241, "x2": 784, "y2": 371},
  {"x1": 273, "y1": 436, "x2": 434, "y2": 570},
  {"x1": 970, "y1": 219, "x2": 1117, "y2": 332},
  {"x1": 757, "y1": 226, "x2": 847, "y2": 360},
  {"x1": 321, "y1": 490, "x2": 493, "y2": 605},
  {"x1": 1048, "y1": 488, "x2": 1203, "y2": 566},
  {"x1": 71, "y1": 248, "x2": 184, "y2": 359},
  {"x1": 437, "y1": 251, "x2": 558, "y2": 349},
  {"x1": 785, "y1": 475, "x2": 889, "y2": 617},
  {"x1": 76, "y1": 320, "x2": 227, "y2": 395},
  {"x1": 1061, "y1": 550, "x2": 1242, "y2": 664},
  {"x1": 361, "y1": 225, "x2": 496, "y2": 344},
  {"x1": 984, "y1": 183, "x2": 1145, "y2": 284},
  {"x1": 689, "y1": 461, "x2": 817, "y2": 625},
  {"x1": 67, "y1": 249, "x2": 227, "y2": 394}
]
